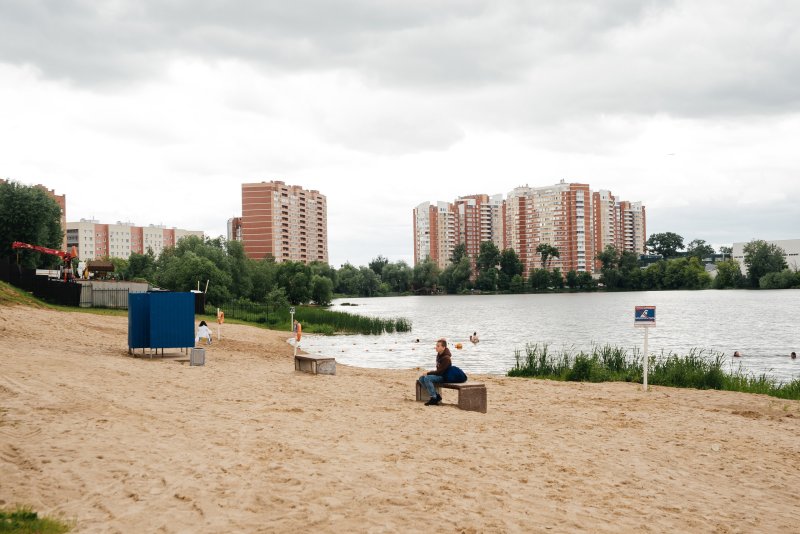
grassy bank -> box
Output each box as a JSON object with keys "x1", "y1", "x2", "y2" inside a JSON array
[
  {"x1": 205, "y1": 301, "x2": 411, "y2": 335},
  {"x1": 508, "y1": 343, "x2": 800, "y2": 400},
  {"x1": 0, "y1": 506, "x2": 71, "y2": 533}
]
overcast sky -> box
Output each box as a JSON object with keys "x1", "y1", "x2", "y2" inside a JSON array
[{"x1": 2, "y1": 0, "x2": 798, "y2": 267}]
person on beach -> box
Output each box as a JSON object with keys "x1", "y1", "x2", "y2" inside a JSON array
[
  {"x1": 469, "y1": 332, "x2": 479, "y2": 343},
  {"x1": 733, "y1": 351, "x2": 741, "y2": 358},
  {"x1": 293, "y1": 320, "x2": 302, "y2": 345},
  {"x1": 196, "y1": 320, "x2": 212, "y2": 345},
  {"x1": 418, "y1": 339, "x2": 468, "y2": 406}
]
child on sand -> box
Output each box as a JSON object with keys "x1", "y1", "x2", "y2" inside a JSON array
[{"x1": 196, "y1": 320, "x2": 212, "y2": 345}]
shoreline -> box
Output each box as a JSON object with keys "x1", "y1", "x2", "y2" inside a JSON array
[{"x1": 2, "y1": 304, "x2": 800, "y2": 532}]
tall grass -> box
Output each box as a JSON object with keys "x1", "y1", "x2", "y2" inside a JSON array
[
  {"x1": 0, "y1": 506, "x2": 71, "y2": 533},
  {"x1": 508, "y1": 343, "x2": 800, "y2": 400},
  {"x1": 205, "y1": 301, "x2": 411, "y2": 335}
]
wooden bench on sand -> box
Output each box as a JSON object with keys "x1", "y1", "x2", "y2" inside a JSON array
[
  {"x1": 415, "y1": 381, "x2": 487, "y2": 413},
  {"x1": 294, "y1": 355, "x2": 336, "y2": 375}
]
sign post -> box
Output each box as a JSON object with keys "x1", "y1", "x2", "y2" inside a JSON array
[{"x1": 634, "y1": 306, "x2": 656, "y2": 392}]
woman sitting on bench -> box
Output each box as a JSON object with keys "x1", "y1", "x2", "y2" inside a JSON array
[{"x1": 418, "y1": 339, "x2": 468, "y2": 406}]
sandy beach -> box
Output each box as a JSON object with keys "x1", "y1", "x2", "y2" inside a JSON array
[{"x1": 1, "y1": 304, "x2": 799, "y2": 533}]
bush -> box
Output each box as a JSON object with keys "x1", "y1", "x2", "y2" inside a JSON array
[{"x1": 508, "y1": 344, "x2": 800, "y2": 400}]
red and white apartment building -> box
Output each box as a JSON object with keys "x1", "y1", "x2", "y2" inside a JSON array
[
  {"x1": 236, "y1": 181, "x2": 328, "y2": 263},
  {"x1": 413, "y1": 180, "x2": 646, "y2": 276},
  {"x1": 66, "y1": 220, "x2": 204, "y2": 260}
]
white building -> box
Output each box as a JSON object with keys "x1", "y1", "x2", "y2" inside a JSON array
[
  {"x1": 731, "y1": 239, "x2": 800, "y2": 273},
  {"x1": 66, "y1": 219, "x2": 204, "y2": 260}
]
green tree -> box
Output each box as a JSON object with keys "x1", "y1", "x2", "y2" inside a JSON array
[
  {"x1": 646, "y1": 232, "x2": 685, "y2": 258},
  {"x1": 336, "y1": 263, "x2": 363, "y2": 295},
  {"x1": 719, "y1": 245, "x2": 733, "y2": 260},
  {"x1": 0, "y1": 180, "x2": 64, "y2": 268},
  {"x1": 358, "y1": 266, "x2": 381, "y2": 296},
  {"x1": 712, "y1": 259, "x2": 744, "y2": 289},
  {"x1": 743, "y1": 240, "x2": 787, "y2": 288},
  {"x1": 249, "y1": 258, "x2": 277, "y2": 301},
  {"x1": 264, "y1": 287, "x2": 289, "y2": 320},
  {"x1": 381, "y1": 261, "x2": 413, "y2": 293},
  {"x1": 476, "y1": 241, "x2": 501, "y2": 274},
  {"x1": 450, "y1": 243, "x2": 468, "y2": 264},
  {"x1": 499, "y1": 248, "x2": 523, "y2": 290},
  {"x1": 566, "y1": 270, "x2": 579, "y2": 289},
  {"x1": 536, "y1": 243, "x2": 560, "y2": 269},
  {"x1": 309, "y1": 261, "x2": 338, "y2": 290},
  {"x1": 759, "y1": 269, "x2": 798, "y2": 289},
  {"x1": 127, "y1": 249, "x2": 156, "y2": 282},
  {"x1": 475, "y1": 267, "x2": 499, "y2": 291},
  {"x1": 226, "y1": 239, "x2": 253, "y2": 300},
  {"x1": 686, "y1": 239, "x2": 715, "y2": 260},
  {"x1": 576, "y1": 271, "x2": 597, "y2": 290},
  {"x1": 440, "y1": 256, "x2": 471, "y2": 294},
  {"x1": 528, "y1": 268, "x2": 550, "y2": 291},
  {"x1": 509, "y1": 274, "x2": 525, "y2": 293},
  {"x1": 154, "y1": 248, "x2": 232, "y2": 305},
  {"x1": 412, "y1": 258, "x2": 440, "y2": 293},
  {"x1": 368, "y1": 255, "x2": 389, "y2": 276},
  {"x1": 310, "y1": 275, "x2": 334, "y2": 305},
  {"x1": 549, "y1": 267, "x2": 564, "y2": 289}
]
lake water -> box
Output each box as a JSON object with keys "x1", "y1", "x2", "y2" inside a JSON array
[{"x1": 299, "y1": 291, "x2": 800, "y2": 382}]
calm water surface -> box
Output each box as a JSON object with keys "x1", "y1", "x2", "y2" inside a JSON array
[{"x1": 299, "y1": 291, "x2": 800, "y2": 382}]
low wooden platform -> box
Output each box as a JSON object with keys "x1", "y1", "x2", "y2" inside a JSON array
[
  {"x1": 294, "y1": 355, "x2": 336, "y2": 375},
  {"x1": 415, "y1": 380, "x2": 487, "y2": 413}
]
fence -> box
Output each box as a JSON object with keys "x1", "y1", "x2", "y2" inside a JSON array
[
  {"x1": 79, "y1": 287, "x2": 131, "y2": 309},
  {"x1": 0, "y1": 260, "x2": 82, "y2": 307}
]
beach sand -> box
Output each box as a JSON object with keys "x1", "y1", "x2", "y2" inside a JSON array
[{"x1": 1, "y1": 304, "x2": 799, "y2": 533}]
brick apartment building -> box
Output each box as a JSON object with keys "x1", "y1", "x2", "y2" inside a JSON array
[
  {"x1": 414, "y1": 180, "x2": 646, "y2": 276},
  {"x1": 66, "y1": 220, "x2": 204, "y2": 260},
  {"x1": 239, "y1": 181, "x2": 328, "y2": 263}
]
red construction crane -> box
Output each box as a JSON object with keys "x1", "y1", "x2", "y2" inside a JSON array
[{"x1": 11, "y1": 241, "x2": 78, "y2": 281}]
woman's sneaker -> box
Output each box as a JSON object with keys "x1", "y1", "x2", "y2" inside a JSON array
[{"x1": 424, "y1": 395, "x2": 442, "y2": 406}]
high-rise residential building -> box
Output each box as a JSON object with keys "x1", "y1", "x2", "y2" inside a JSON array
[
  {"x1": 504, "y1": 186, "x2": 535, "y2": 272},
  {"x1": 240, "y1": 181, "x2": 328, "y2": 263},
  {"x1": 616, "y1": 201, "x2": 647, "y2": 256},
  {"x1": 414, "y1": 194, "x2": 506, "y2": 271},
  {"x1": 505, "y1": 181, "x2": 593, "y2": 275},
  {"x1": 227, "y1": 217, "x2": 242, "y2": 242},
  {"x1": 66, "y1": 220, "x2": 203, "y2": 260},
  {"x1": 413, "y1": 181, "x2": 646, "y2": 276},
  {"x1": 413, "y1": 201, "x2": 456, "y2": 269},
  {"x1": 592, "y1": 190, "x2": 617, "y2": 271}
]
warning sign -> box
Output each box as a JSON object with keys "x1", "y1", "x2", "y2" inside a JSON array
[{"x1": 635, "y1": 306, "x2": 656, "y2": 327}]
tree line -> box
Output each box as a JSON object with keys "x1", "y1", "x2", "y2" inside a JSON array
[{"x1": 2, "y1": 181, "x2": 798, "y2": 308}]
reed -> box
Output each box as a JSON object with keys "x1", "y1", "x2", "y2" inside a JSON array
[
  {"x1": 206, "y1": 301, "x2": 411, "y2": 335},
  {"x1": 508, "y1": 343, "x2": 800, "y2": 400}
]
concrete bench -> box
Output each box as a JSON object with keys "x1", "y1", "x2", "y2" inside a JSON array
[
  {"x1": 294, "y1": 355, "x2": 336, "y2": 375},
  {"x1": 415, "y1": 380, "x2": 487, "y2": 413}
]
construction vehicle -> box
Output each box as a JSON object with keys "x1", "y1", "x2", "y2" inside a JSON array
[
  {"x1": 11, "y1": 241, "x2": 78, "y2": 282},
  {"x1": 84, "y1": 260, "x2": 115, "y2": 280}
]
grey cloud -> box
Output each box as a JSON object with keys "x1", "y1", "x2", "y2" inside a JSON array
[
  {"x1": 650, "y1": 200, "x2": 799, "y2": 246},
  {"x1": 2, "y1": 0, "x2": 798, "y2": 125}
]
